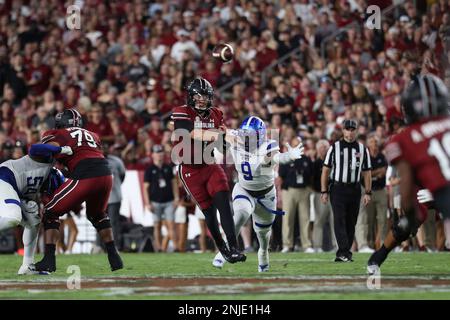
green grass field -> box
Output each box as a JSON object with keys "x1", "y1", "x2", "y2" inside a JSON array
[{"x1": 0, "y1": 252, "x2": 449, "y2": 299}]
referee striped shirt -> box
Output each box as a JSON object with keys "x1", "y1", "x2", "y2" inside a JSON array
[{"x1": 323, "y1": 139, "x2": 372, "y2": 183}]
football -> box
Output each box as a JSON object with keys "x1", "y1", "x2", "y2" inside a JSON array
[{"x1": 212, "y1": 43, "x2": 234, "y2": 63}]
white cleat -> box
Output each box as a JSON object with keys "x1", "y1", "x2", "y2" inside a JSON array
[
  {"x1": 212, "y1": 252, "x2": 225, "y2": 269},
  {"x1": 18, "y1": 264, "x2": 50, "y2": 275},
  {"x1": 18, "y1": 264, "x2": 38, "y2": 275}
]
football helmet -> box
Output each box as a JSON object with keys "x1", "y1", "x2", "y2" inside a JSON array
[
  {"x1": 55, "y1": 108, "x2": 83, "y2": 129},
  {"x1": 186, "y1": 77, "x2": 214, "y2": 112},
  {"x1": 238, "y1": 116, "x2": 267, "y2": 151},
  {"x1": 401, "y1": 74, "x2": 449, "y2": 124}
]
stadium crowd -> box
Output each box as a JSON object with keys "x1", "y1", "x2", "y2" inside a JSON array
[{"x1": 0, "y1": 0, "x2": 449, "y2": 254}]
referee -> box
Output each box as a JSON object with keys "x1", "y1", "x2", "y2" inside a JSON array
[{"x1": 320, "y1": 119, "x2": 372, "y2": 262}]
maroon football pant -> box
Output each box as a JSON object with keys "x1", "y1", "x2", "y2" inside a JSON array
[
  {"x1": 43, "y1": 175, "x2": 113, "y2": 227},
  {"x1": 178, "y1": 164, "x2": 229, "y2": 210}
]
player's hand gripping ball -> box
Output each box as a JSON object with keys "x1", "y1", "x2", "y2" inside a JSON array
[{"x1": 212, "y1": 43, "x2": 234, "y2": 63}]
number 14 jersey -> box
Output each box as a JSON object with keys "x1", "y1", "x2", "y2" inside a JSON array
[{"x1": 385, "y1": 115, "x2": 450, "y2": 193}]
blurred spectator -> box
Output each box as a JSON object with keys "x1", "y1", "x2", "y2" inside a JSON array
[
  {"x1": 143, "y1": 144, "x2": 179, "y2": 252},
  {"x1": 171, "y1": 29, "x2": 201, "y2": 63},
  {"x1": 268, "y1": 81, "x2": 293, "y2": 122},
  {"x1": 279, "y1": 137, "x2": 314, "y2": 253},
  {"x1": 174, "y1": 175, "x2": 196, "y2": 253},
  {"x1": 84, "y1": 105, "x2": 114, "y2": 143},
  {"x1": 355, "y1": 134, "x2": 388, "y2": 252},
  {"x1": 104, "y1": 143, "x2": 126, "y2": 251},
  {"x1": 312, "y1": 139, "x2": 337, "y2": 252},
  {"x1": 25, "y1": 51, "x2": 52, "y2": 96}
]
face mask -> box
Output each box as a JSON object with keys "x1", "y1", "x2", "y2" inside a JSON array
[{"x1": 377, "y1": 58, "x2": 385, "y2": 67}]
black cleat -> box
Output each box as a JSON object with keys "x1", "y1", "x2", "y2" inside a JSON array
[
  {"x1": 35, "y1": 255, "x2": 56, "y2": 273},
  {"x1": 223, "y1": 247, "x2": 247, "y2": 264},
  {"x1": 334, "y1": 255, "x2": 353, "y2": 262},
  {"x1": 108, "y1": 252, "x2": 124, "y2": 271}
]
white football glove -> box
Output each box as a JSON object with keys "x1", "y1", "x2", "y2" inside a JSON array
[
  {"x1": 417, "y1": 189, "x2": 433, "y2": 204},
  {"x1": 20, "y1": 200, "x2": 41, "y2": 228},
  {"x1": 285, "y1": 138, "x2": 304, "y2": 161},
  {"x1": 60, "y1": 146, "x2": 73, "y2": 155}
]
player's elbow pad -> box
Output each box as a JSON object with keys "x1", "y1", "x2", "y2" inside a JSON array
[
  {"x1": 29, "y1": 144, "x2": 61, "y2": 157},
  {"x1": 273, "y1": 152, "x2": 292, "y2": 164}
]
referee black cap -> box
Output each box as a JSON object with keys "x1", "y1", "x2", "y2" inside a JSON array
[{"x1": 343, "y1": 119, "x2": 357, "y2": 130}]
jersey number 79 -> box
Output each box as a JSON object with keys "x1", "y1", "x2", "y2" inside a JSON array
[{"x1": 70, "y1": 129, "x2": 97, "y2": 148}]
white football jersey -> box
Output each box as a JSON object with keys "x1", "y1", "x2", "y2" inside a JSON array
[
  {"x1": 230, "y1": 139, "x2": 280, "y2": 191},
  {"x1": 0, "y1": 156, "x2": 53, "y2": 200}
]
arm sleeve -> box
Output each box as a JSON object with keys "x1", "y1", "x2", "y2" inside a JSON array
[
  {"x1": 174, "y1": 119, "x2": 194, "y2": 131},
  {"x1": 29, "y1": 144, "x2": 62, "y2": 157},
  {"x1": 323, "y1": 144, "x2": 334, "y2": 168},
  {"x1": 172, "y1": 108, "x2": 194, "y2": 131}
]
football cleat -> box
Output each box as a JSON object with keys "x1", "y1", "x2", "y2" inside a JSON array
[
  {"x1": 35, "y1": 255, "x2": 56, "y2": 273},
  {"x1": 334, "y1": 256, "x2": 353, "y2": 262},
  {"x1": 223, "y1": 247, "x2": 247, "y2": 264},
  {"x1": 258, "y1": 264, "x2": 269, "y2": 273},
  {"x1": 212, "y1": 252, "x2": 225, "y2": 269},
  {"x1": 18, "y1": 263, "x2": 50, "y2": 275}
]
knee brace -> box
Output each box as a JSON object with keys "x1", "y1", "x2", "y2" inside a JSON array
[{"x1": 90, "y1": 217, "x2": 112, "y2": 231}]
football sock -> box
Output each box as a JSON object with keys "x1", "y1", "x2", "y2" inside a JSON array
[
  {"x1": 213, "y1": 191, "x2": 238, "y2": 248},
  {"x1": 105, "y1": 241, "x2": 118, "y2": 255},
  {"x1": 23, "y1": 226, "x2": 39, "y2": 266},
  {"x1": 202, "y1": 206, "x2": 226, "y2": 248},
  {"x1": 45, "y1": 244, "x2": 56, "y2": 257}
]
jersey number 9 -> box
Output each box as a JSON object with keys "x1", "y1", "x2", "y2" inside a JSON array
[{"x1": 241, "y1": 162, "x2": 253, "y2": 180}]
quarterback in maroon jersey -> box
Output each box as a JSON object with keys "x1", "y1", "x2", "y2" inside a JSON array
[
  {"x1": 367, "y1": 74, "x2": 450, "y2": 274},
  {"x1": 34, "y1": 109, "x2": 123, "y2": 272},
  {"x1": 171, "y1": 77, "x2": 246, "y2": 264}
]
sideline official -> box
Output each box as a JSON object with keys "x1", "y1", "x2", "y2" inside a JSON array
[{"x1": 320, "y1": 120, "x2": 372, "y2": 262}]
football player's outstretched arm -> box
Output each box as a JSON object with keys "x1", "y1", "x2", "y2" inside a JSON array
[
  {"x1": 270, "y1": 137, "x2": 304, "y2": 165},
  {"x1": 29, "y1": 143, "x2": 73, "y2": 159},
  {"x1": 191, "y1": 128, "x2": 225, "y2": 142}
]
